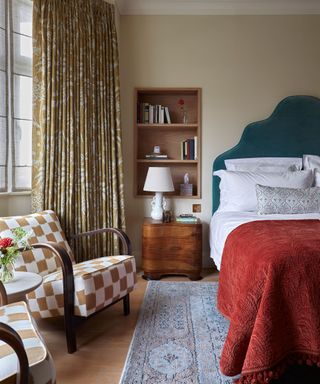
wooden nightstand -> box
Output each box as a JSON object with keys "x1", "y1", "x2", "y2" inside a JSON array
[{"x1": 142, "y1": 218, "x2": 202, "y2": 280}]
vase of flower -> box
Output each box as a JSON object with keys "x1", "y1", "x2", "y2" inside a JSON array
[
  {"x1": 0, "y1": 228, "x2": 31, "y2": 283},
  {"x1": 0, "y1": 262, "x2": 14, "y2": 283},
  {"x1": 178, "y1": 98, "x2": 188, "y2": 124}
]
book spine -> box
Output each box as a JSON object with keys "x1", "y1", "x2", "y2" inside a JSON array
[
  {"x1": 164, "y1": 107, "x2": 171, "y2": 124},
  {"x1": 187, "y1": 139, "x2": 191, "y2": 160},
  {"x1": 183, "y1": 140, "x2": 188, "y2": 160},
  {"x1": 190, "y1": 138, "x2": 195, "y2": 160},
  {"x1": 144, "y1": 103, "x2": 149, "y2": 124},
  {"x1": 160, "y1": 107, "x2": 164, "y2": 123},
  {"x1": 180, "y1": 141, "x2": 184, "y2": 160},
  {"x1": 194, "y1": 136, "x2": 198, "y2": 160},
  {"x1": 149, "y1": 105, "x2": 154, "y2": 124}
]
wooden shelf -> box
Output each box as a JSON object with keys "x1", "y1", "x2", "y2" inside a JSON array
[
  {"x1": 137, "y1": 159, "x2": 198, "y2": 163},
  {"x1": 134, "y1": 88, "x2": 201, "y2": 198},
  {"x1": 137, "y1": 124, "x2": 198, "y2": 129}
]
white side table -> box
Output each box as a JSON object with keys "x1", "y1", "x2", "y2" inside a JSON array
[{"x1": 3, "y1": 271, "x2": 42, "y2": 303}]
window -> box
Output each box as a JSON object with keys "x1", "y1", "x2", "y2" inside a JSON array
[{"x1": 0, "y1": 0, "x2": 32, "y2": 192}]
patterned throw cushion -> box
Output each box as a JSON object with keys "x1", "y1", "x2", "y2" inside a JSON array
[
  {"x1": 256, "y1": 184, "x2": 320, "y2": 215},
  {"x1": 0, "y1": 302, "x2": 55, "y2": 383},
  {"x1": 0, "y1": 210, "x2": 74, "y2": 277},
  {"x1": 27, "y1": 255, "x2": 136, "y2": 318}
]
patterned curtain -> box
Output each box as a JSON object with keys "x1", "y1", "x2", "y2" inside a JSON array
[{"x1": 32, "y1": 0, "x2": 125, "y2": 262}]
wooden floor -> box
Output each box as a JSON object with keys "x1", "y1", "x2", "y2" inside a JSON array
[{"x1": 37, "y1": 269, "x2": 219, "y2": 384}]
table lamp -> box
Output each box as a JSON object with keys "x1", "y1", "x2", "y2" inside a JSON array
[{"x1": 143, "y1": 167, "x2": 174, "y2": 220}]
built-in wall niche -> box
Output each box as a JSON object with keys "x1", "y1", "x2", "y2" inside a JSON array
[{"x1": 134, "y1": 88, "x2": 201, "y2": 198}]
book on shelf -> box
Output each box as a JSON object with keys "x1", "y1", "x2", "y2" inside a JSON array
[
  {"x1": 145, "y1": 154, "x2": 168, "y2": 159},
  {"x1": 181, "y1": 136, "x2": 198, "y2": 160},
  {"x1": 164, "y1": 107, "x2": 171, "y2": 124},
  {"x1": 138, "y1": 103, "x2": 171, "y2": 124}
]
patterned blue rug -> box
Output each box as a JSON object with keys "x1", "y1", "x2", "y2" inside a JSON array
[{"x1": 120, "y1": 281, "x2": 234, "y2": 384}]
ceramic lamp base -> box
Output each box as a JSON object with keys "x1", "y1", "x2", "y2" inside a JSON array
[{"x1": 150, "y1": 192, "x2": 167, "y2": 220}]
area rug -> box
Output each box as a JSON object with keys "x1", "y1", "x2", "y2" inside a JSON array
[{"x1": 120, "y1": 281, "x2": 233, "y2": 384}]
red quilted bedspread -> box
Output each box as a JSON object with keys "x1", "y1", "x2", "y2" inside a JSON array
[{"x1": 218, "y1": 220, "x2": 320, "y2": 384}]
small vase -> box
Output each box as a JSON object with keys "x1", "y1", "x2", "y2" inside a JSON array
[
  {"x1": 182, "y1": 110, "x2": 188, "y2": 124},
  {"x1": 0, "y1": 263, "x2": 14, "y2": 283}
]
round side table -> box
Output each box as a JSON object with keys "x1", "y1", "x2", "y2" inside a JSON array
[{"x1": 3, "y1": 271, "x2": 43, "y2": 303}]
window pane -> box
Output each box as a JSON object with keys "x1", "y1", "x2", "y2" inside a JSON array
[
  {"x1": 13, "y1": 32, "x2": 31, "y2": 76},
  {"x1": 0, "y1": 0, "x2": 5, "y2": 29},
  {"x1": 0, "y1": 70, "x2": 6, "y2": 116},
  {"x1": 13, "y1": 74, "x2": 32, "y2": 119},
  {"x1": 0, "y1": 166, "x2": 6, "y2": 190},
  {"x1": 13, "y1": 119, "x2": 31, "y2": 166},
  {"x1": 14, "y1": 165, "x2": 31, "y2": 190},
  {"x1": 0, "y1": 28, "x2": 5, "y2": 71},
  {"x1": 0, "y1": 117, "x2": 6, "y2": 165},
  {"x1": 12, "y1": 0, "x2": 32, "y2": 37}
]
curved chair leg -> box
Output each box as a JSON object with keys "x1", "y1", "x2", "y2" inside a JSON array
[
  {"x1": 123, "y1": 294, "x2": 130, "y2": 316},
  {"x1": 65, "y1": 316, "x2": 77, "y2": 354}
]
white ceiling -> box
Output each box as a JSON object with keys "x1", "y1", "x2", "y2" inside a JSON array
[{"x1": 116, "y1": 0, "x2": 320, "y2": 15}]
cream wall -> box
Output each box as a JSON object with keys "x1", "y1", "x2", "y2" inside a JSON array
[{"x1": 120, "y1": 15, "x2": 320, "y2": 267}]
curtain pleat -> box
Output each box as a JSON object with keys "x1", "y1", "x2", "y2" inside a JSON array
[{"x1": 32, "y1": 0, "x2": 125, "y2": 262}]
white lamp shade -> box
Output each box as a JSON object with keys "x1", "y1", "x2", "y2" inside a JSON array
[{"x1": 143, "y1": 167, "x2": 174, "y2": 192}]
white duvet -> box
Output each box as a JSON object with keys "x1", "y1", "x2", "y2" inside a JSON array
[{"x1": 210, "y1": 211, "x2": 320, "y2": 270}]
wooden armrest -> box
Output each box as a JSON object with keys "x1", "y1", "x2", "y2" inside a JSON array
[
  {"x1": 0, "y1": 322, "x2": 29, "y2": 384},
  {"x1": 71, "y1": 228, "x2": 132, "y2": 255},
  {"x1": 0, "y1": 281, "x2": 8, "y2": 306}
]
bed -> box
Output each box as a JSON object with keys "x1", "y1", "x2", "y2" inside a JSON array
[{"x1": 210, "y1": 95, "x2": 320, "y2": 383}]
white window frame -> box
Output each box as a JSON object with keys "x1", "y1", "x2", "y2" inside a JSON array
[{"x1": 1, "y1": 0, "x2": 32, "y2": 195}]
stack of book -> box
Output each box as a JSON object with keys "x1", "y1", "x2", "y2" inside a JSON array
[
  {"x1": 145, "y1": 154, "x2": 168, "y2": 160},
  {"x1": 176, "y1": 214, "x2": 198, "y2": 223},
  {"x1": 138, "y1": 103, "x2": 171, "y2": 124},
  {"x1": 181, "y1": 136, "x2": 197, "y2": 160}
]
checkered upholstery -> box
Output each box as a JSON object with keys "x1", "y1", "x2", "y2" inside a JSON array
[
  {"x1": 27, "y1": 255, "x2": 136, "y2": 318},
  {"x1": 0, "y1": 211, "x2": 137, "y2": 320},
  {"x1": 0, "y1": 210, "x2": 74, "y2": 277},
  {"x1": 0, "y1": 301, "x2": 56, "y2": 383}
]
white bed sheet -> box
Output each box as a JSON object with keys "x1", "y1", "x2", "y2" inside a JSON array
[{"x1": 210, "y1": 211, "x2": 320, "y2": 270}]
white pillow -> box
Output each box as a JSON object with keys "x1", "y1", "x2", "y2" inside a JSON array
[
  {"x1": 302, "y1": 154, "x2": 320, "y2": 170},
  {"x1": 214, "y1": 169, "x2": 314, "y2": 212},
  {"x1": 225, "y1": 157, "x2": 302, "y2": 172}
]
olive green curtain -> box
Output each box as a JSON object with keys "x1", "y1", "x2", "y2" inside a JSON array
[{"x1": 32, "y1": 0, "x2": 125, "y2": 262}]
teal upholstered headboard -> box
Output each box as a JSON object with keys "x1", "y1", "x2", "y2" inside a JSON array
[{"x1": 212, "y1": 95, "x2": 320, "y2": 214}]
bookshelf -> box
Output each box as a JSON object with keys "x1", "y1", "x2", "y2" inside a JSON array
[{"x1": 134, "y1": 88, "x2": 201, "y2": 198}]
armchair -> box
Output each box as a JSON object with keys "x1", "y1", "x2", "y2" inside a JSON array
[
  {"x1": 0, "y1": 210, "x2": 136, "y2": 353},
  {"x1": 0, "y1": 281, "x2": 56, "y2": 384}
]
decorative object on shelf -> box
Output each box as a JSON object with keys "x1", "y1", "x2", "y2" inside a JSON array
[
  {"x1": 145, "y1": 145, "x2": 168, "y2": 160},
  {"x1": 162, "y1": 210, "x2": 172, "y2": 223},
  {"x1": 178, "y1": 98, "x2": 188, "y2": 124},
  {"x1": 143, "y1": 167, "x2": 174, "y2": 220},
  {"x1": 180, "y1": 173, "x2": 193, "y2": 196},
  {"x1": 0, "y1": 229, "x2": 31, "y2": 283}
]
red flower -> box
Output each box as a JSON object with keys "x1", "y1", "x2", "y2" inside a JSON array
[
  {"x1": 178, "y1": 99, "x2": 185, "y2": 106},
  {"x1": 0, "y1": 237, "x2": 14, "y2": 249}
]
